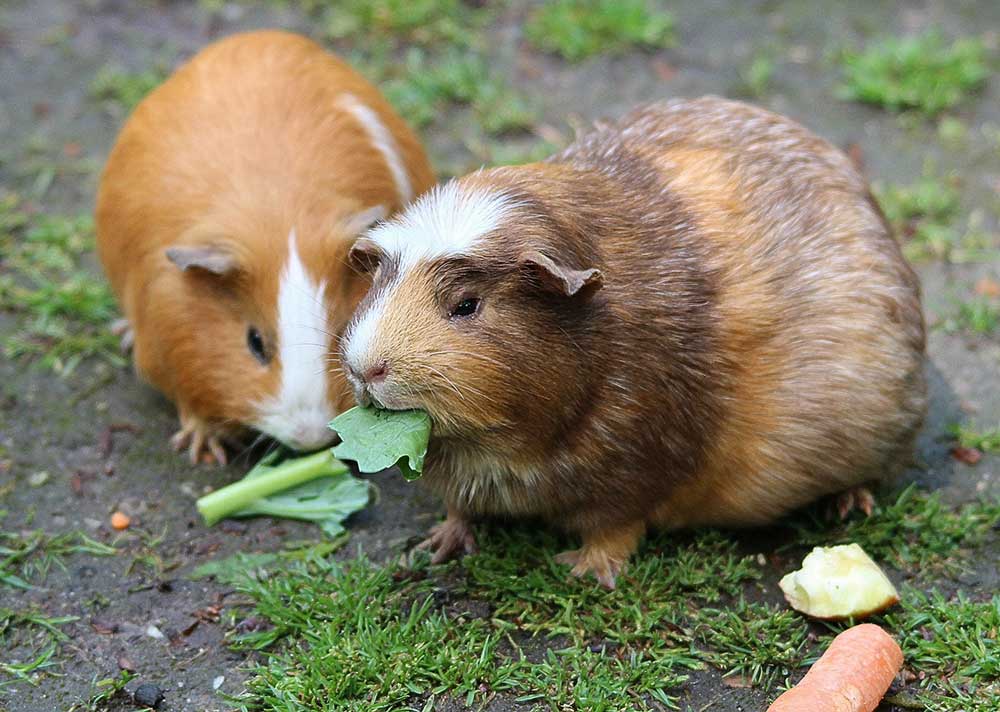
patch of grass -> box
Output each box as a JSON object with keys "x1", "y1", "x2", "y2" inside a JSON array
[
  {"x1": 67, "y1": 670, "x2": 137, "y2": 711},
  {"x1": 734, "y1": 53, "x2": 776, "y2": 98},
  {"x1": 948, "y1": 423, "x2": 1000, "y2": 453},
  {"x1": 874, "y1": 171, "x2": 966, "y2": 261},
  {"x1": 943, "y1": 297, "x2": 1000, "y2": 335},
  {"x1": 90, "y1": 64, "x2": 166, "y2": 113},
  {"x1": 228, "y1": 530, "x2": 757, "y2": 710},
  {"x1": 525, "y1": 0, "x2": 675, "y2": 62},
  {"x1": 0, "y1": 608, "x2": 79, "y2": 686},
  {"x1": 226, "y1": 489, "x2": 1000, "y2": 708},
  {"x1": 886, "y1": 590, "x2": 1000, "y2": 709},
  {"x1": 790, "y1": 485, "x2": 1000, "y2": 573},
  {"x1": 695, "y1": 600, "x2": 809, "y2": 687},
  {"x1": 323, "y1": 0, "x2": 489, "y2": 48},
  {"x1": 839, "y1": 32, "x2": 990, "y2": 115},
  {"x1": 0, "y1": 528, "x2": 117, "y2": 590},
  {"x1": 0, "y1": 194, "x2": 122, "y2": 374},
  {"x1": 382, "y1": 49, "x2": 535, "y2": 135}
]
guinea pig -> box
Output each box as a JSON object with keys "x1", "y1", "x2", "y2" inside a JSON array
[
  {"x1": 339, "y1": 96, "x2": 927, "y2": 588},
  {"x1": 96, "y1": 30, "x2": 435, "y2": 464}
]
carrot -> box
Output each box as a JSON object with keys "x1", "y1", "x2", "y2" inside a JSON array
[
  {"x1": 767, "y1": 623, "x2": 903, "y2": 712},
  {"x1": 110, "y1": 511, "x2": 131, "y2": 530}
]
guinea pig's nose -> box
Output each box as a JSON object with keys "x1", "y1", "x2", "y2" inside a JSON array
[{"x1": 363, "y1": 360, "x2": 389, "y2": 384}]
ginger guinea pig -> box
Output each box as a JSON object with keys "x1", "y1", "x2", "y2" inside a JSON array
[
  {"x1": 96, "y1": 31, "x2": 435, "y2": 463},
  {"x1": 339, "y1": 97, "x2": 926, "y2": 587}
]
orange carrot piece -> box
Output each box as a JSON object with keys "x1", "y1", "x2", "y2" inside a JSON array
[
  {"x1": 767, "y1": 623, "x2": 903, "y2": 712},
  {"x1": 110, "y1": 511, "x2": 131, "y2": 530}
]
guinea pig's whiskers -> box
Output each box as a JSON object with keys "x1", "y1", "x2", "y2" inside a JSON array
[
  {"x1": 423, "y1": 349, "x2": 513, "y2": 372},
  {"x1": 419, "y1": 363, "x2": 468, "y2": 403}
]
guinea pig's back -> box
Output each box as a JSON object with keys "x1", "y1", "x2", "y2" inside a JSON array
[
  {"x1": 96, "y1": 30, "x2": 434, "y2": 309},
  {"x1": 571, "y1": 98, "x2": 927, "y2": 526}
]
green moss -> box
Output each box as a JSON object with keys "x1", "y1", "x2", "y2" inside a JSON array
[
  {"x1": 839, "y1": 32, "x2": 990, "y2": 116},
  {"x1": 525, "y1": 0, "x2": 675, "y2": 62}
]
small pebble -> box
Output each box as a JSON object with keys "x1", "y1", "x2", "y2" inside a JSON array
[
  {"x1": 212, "y1": 675, "x2": 224, "y2": 690},
  {"x1": 145, "y1": 624, "x2": 165, "y2": 640},
  {"x1": 133, "y1": 681, "x2": 164, "y2": 708},
  {"x1": 29, "y1": 471, "x2": 49, "y2": 487},
  {"x1": 111, "y1": 511, "x2": 131, "y2": 530}
]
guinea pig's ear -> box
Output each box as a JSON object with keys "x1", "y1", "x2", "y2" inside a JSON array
[
  {"x1": 341, "y1": 204, "x2": 387, "y2": 236},
  {"x1": 165, "y1": 244, "x2": 240, "y2": 276},
  {"x1": 348, "y1": 237, "x2": 383, "y2": 274},
  {"x1": 519, "y1": 250, "x2": 604, "y2": 299}
]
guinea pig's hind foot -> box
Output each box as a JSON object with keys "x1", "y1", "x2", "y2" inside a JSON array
[
  {"x1": 110, "y1": 318, "x2": 134, "y2": 353},
  {"x1": 416, "y1": 509, "x2": 477, "y2": 565},
  {"x1": 555, "y1": 521, "x2": 645, "y2": 590},
  {"x1": 833, "y1": 485, "x2": 876, "y2": 520},
  {"x1": 170, "y1": 417, "x2": 229, "y2": 466}
]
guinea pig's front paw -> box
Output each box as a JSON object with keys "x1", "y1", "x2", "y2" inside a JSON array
[
  {"x1": 555, "y1": 548, "x2": 625, "y2": 590},
  {"x1": 170, "y1": 415, "x2": 230, "y2": 466},
  {"x1": 555, "y1": 522, "x2": 645, "y2": 590},
  {"x1": 416, "y1": 511, "x2": 477, "y2": 565}
]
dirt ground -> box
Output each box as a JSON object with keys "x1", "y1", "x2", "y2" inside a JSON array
[{"x1": 1, "y1": 1, "x2": 999, "y2": 711}]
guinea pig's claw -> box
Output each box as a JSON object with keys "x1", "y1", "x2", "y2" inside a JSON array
[
  {"x1": 833, "y1": 486, "x2": 876, "y2": 520},
  {"x1": 110, "y1": 318, "x2": 134, "y2": 353},
  {"x1": 555, "y1": 548, "x2": 622, "y2": 590},
  {"x1": 170, "y1": 422, "x2": 229, "y2": 466},
  {"x1": 416, "y1": 515, "x2": 477, "y2": 565}
]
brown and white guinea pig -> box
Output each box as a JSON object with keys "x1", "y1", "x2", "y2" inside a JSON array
[
  {"x1": 338, "y1": 96, "x2": 927, "y2": 587},
  {"x1": 96, "y1": 30, "x2": 435, "y2": 464}
]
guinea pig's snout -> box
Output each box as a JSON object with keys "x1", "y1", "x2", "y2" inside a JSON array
[
  {"x1": 362, "y1": 360, "x2": 389, "y2": 384},
  {"x1": 347, "y1": 359, "x2": 389, "y2": 387}
]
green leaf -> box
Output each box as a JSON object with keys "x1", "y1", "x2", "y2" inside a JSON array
[
  {"x1": 330, "y1": 407, "x2": 432, "y2": 480},
  {"x1": 235, "y1": 469, "x2": 371, "y2": 537},
  {"x1": 196, "y1": 449, "x2": 369, "y2": 536}
]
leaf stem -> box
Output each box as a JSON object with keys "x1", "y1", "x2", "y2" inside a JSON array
[{"x1": 197, "y1": 450, "x2": 348, "y2": 526}]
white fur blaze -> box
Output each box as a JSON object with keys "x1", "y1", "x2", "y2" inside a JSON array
[
  {"x1": 254, "y1": 230, "x2": 336, "y2": 450},
  {"x1": 365, "y1": 181, "x2": 515, "y2": 272},
  {"x1": 337, "y1": 93, "x2": 413, "y2": 204}
]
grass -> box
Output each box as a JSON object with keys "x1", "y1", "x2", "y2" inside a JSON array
[
  {"x1": 735, "y1": 54, "x2": 776, "y2": 98},
  {"x1": 948, "y1": 423, "x2": 1000, "y2": 453},
  {"x1": 695, "y1": 600, "x2": 809, "y2": 688},
  {"x1": 525, "y1": 0, "x2": 675, "y2": 62},
  {"x1": 886, "y1": 590, "x2": 1000, "y2": 710},
  {"x1": 874, "y1": 171, "x2": 968, "y2": 262},
  {"x1": 839, "y1": 32, "x2": 990, "y2": 116},
  {"x1": 215, "y1": 486, "x2": 1000, "y2": 709},
  {"x1": 944, "y1": 297, "x2": 1000, "y2": 336},
  {"x1": 1, "y1": 528, "x2": 117, "y2": 590},
  {"x1": 90, "y1": 64, "x2": 167, "y2": 113},
  {"x1": 1, "y1": 529, "x2": 115, "y2": 687},
  {"x1": 382, "y1": 48, "x2": 535, "y2": 135},
  {"x1": 790, "y1": 485, "x2": 1000, "y2": 574},
  {"x1": 323, "y1": 0, "x2": 489, "y2": 48},
  {"x1": 0, "y1": 193, "x2": 123, "y2": 374},
  {"x1": 66, "y1": 670, "x2": 137, "y2": 711}
]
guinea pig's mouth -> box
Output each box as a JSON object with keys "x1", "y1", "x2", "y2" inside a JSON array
[{"x1": 351, "y1": 378, "x2": 419, "y2": 413}]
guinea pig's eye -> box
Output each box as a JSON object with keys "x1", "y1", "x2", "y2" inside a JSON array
[
  {"x1": 450, "y1": 297, "x2": 481, "y2": 319},
  {"x1": 246, "y1": 326, "x2": 270, "y2": 365}
]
